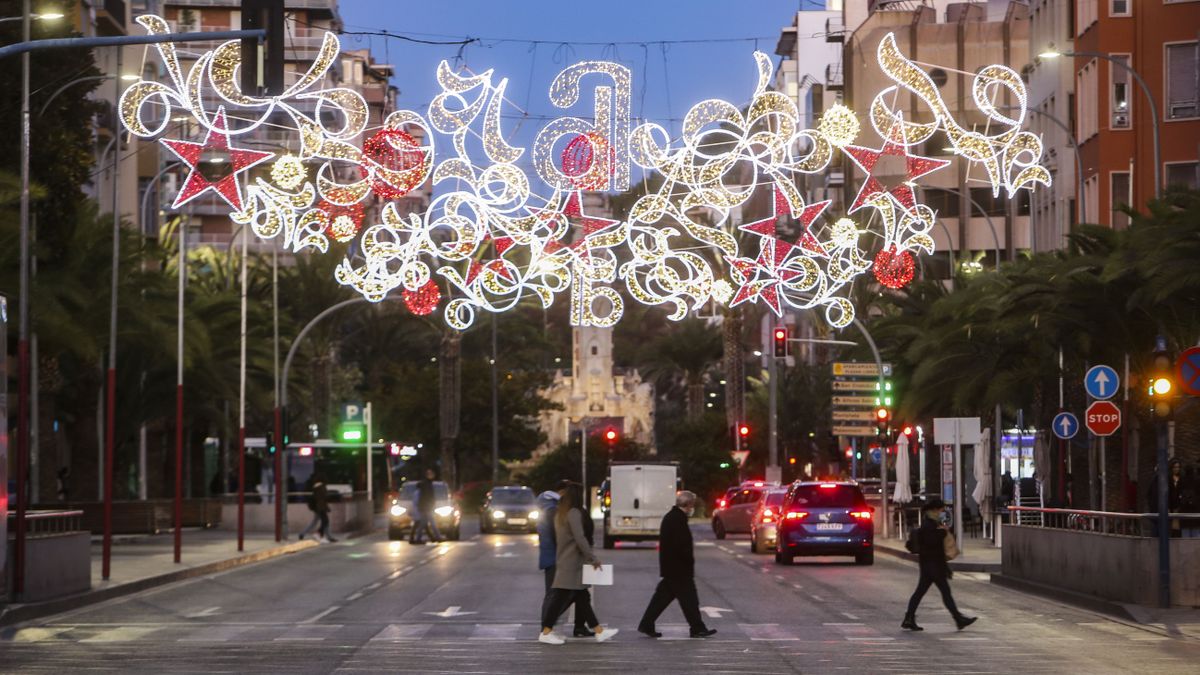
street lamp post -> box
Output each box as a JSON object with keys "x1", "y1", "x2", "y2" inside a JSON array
[
  {"x1": 920, "y1": 186, "x2": 1002, "y2": 271},
  {"x1": 1040, "y1": 47, "x2": 1161, "y2": 198}
]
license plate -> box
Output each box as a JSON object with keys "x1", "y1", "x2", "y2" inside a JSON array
[
  {"x1": 508, "y1": 518, "x2": 527, "y2": 525},
  {"x1": 815, "y1": 523, "x2": 842, "y2": 531}
]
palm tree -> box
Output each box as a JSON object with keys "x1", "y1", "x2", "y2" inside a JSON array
[{"x1": 639, "y1": 318, "x2": 723, "y2": 419}]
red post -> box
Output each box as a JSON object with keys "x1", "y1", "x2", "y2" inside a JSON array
[
  {"x1": 103, "y1": 366, "x2": 116, "y2": 579},
  {"x1": 14, "y1": 339, "x2": 29, "y2": 594},
  {"x1": 174, "y1": 383, "x2": 183, "y2": 563},
  {"x1": 237, "y1": 426, "x2": 246, "y2": 551},
  {"x1": 274, "y1": 407, "x2": 283, "y2": 542}
]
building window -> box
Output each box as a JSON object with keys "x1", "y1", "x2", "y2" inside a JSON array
[
  {"x1": 1109, "y1": 0, "x2": 1130, "y2": 17},
  {"x1": 1166, "y1": 162, "x2": 1199, "y2": 190},
  {"x1": 591, "y1": 345, "x2": 598, "y2": 356},
  {"x1": 1166, "y1": 42, "x2": 1199, "y2": 120},
  {"x1": 1076, "y1": 60, "x2": 1099, "y2": 140},
  {"x1": 1110, "y1": 54, "x2": 1131, "y2": 129},
  {"x1": 1110, "y1": 172, "x2": 1130, "y2": 229}
]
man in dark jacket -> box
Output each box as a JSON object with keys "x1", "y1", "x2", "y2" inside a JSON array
[
  {"x1": 902, "y1": 499, "x2": 975, "y2": 631},
  {"x1": 299, "y1": 473, "x2": 335, "y2": 542},
  {"x1": 410, "y1": 469, "x2": 442, "y2": 544},
  {"x1": 637, "y1": 490, "x2": 717, "y2": 639}
]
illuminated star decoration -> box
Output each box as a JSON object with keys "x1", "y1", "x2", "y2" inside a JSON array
[
  {"x1": 543, "y1": 190, "x2": 622, "y2": 257},
  {"x1": 842, "y1": 118, "x2": 950, "y2": 213},
  {"x1": 160, "y1": 107, "x2": 274, "y2": 211},
  {"x1": 727, "y1": 186, "x2": 831, "y2": 315}
]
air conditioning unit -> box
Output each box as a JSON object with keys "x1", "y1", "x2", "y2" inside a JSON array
[
  {"x1": 825, "y1": 170, "x2": 844, "y2": 188},
  {"x1": 1112, "y1": 113, "x2": 1130, "y2": 129}
]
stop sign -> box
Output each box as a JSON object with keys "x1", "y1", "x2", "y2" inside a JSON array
[{"x1": 1085, "y1": 400, "x2": 1121, "y2": 436}]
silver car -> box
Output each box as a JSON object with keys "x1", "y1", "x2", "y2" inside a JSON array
[{"x1": 749, "y1": 488, "x2": 788, "y2": 554}]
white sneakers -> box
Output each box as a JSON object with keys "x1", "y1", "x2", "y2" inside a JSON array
[{"x1": 538, "y1": 627, "x2": 619, "y2": 644}]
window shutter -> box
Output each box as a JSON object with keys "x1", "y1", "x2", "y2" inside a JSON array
[{"x1": 1167, "y1": 43, "x2": 1199, "y2": 119}]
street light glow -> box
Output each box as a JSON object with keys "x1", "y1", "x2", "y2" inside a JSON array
[{"x1": 36, "y1": 12, "x2": 64, "y2": 20}]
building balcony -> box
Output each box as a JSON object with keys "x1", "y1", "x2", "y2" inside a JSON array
[
  {"x1": 825, "y1": 63, "x2": 843, "y2": 91},
  {"x1": 825, "y1": 17, "x2": 844, "y2": 42},
  {"x1": 96, "y1": 0, "x2": 127, "y2": 35}
]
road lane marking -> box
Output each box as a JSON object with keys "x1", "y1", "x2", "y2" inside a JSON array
[
  {"x1": 841, "y1": 612, "x2": 860, "y2": 620},
  {"x1": 369, "y1": 624, "x2": 434, "y2": 642},
  {"x1": 7, "y1": 627, "x2": 73, "y2": 642},
  {"x1": 425, "y1": 606, "x2": 477, "y2": 618},
  {"x1": 79, "y1": 626, "x2": 160, "y2": 643},
  {"x1": 791, "y1": 584, "x2": 803, "y2": 589},
  {"x1": 365, "y1": 582, "x2": 382, "y2": 590},
  {"x1": 809, "y1": 595, "x2": 824, "y2": 601},
  {"x1": 301, "y1": 606, "x2": 341, "y2": 624},
  {"x1": 739, "y1": 624, "x2": 799, "y2": 641},
  {"x1": 184, "y1": 606, "x2": 221, "y2": 618},
  {"x1": 469, "y1": 623, "x2": 523, "y2": 640},
  {"x1": 346, "y1": 592, "x2": 363, "y2": 601},
  {"x1": 178, "y1": 625, "x2": 246, "y2": 642},
  {"x1": 274, "y1": 625, "x2": 342, "y2": 641},
  {"x1": 700, "y1": 607, "x2": 733, "y2": 619}
]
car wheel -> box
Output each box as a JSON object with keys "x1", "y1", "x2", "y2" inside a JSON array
[
  {"x1": 713, "y1": 519, "x2": 726, "y2": 540},
  {"x1": 855, "y1": 551, "x2": 874, "y2": 566},
  {"x1": 750, "y1": 536, "x2": 758, "y2": 554},
  {"x1": 781, "y1": 554, "x2": 794, "y2": 565}
]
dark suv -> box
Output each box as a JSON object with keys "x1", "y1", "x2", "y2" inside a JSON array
[{"x1": 775, "y1": 481, "x2": 874, "y2": 566}]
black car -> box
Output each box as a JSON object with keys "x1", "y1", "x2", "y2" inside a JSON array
[
  {"x1": 480, "y1": 485, "x2": 540, "y2": 534},
  {"x1": 775, "y1": 481, "x2": 874, "y2": 565}
]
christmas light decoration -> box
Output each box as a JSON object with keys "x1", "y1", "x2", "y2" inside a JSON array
[{"x1": 121, "y1": 15, "x2": 1051, "y2": 329}]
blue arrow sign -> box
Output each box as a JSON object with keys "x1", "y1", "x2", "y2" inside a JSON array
[
  {"x1": 1052, "y1": 412, "x2": 1079, "y2": 440},
  {"x1": 1085, "y1": 365, "x2": 1119, "y2": 400}
]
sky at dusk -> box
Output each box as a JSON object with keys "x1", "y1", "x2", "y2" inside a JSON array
[{"x1": 337, "y1": 1, "x2": 817, "y2": 149}]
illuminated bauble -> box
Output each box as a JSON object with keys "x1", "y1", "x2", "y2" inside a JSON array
[
  {"x1": 873, "y1": 245, "x2": 915, "y2": 289},
  {"x1": 404, "y1": 279, "x2": 441, "y2": 316},
  {"x1": 360, "y1": 129, "x2": 428, "y2": 200},
  {"x1": 830, "y1": 217, "x2": 859, "y2": 248},
  {"x1": 316, "y1": 199, "x2": 365, "y2": 243},
  {"x1": 561, "y1": 132, "x2": 613, "y2": 191},
  {"x1": 270, "y1": 154, "x2": 306, "y2": 190},
  {"x1": 818, "y1": 104, "x2": 859, "y2": 147}
]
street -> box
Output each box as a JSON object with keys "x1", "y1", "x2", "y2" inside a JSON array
[{"x1": 3, "y1": 520, "x2": 1197, "y2": 674}]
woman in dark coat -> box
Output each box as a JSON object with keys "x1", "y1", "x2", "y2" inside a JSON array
[
  {"x1": 902, "y1": 499, "x2": 976, "y2": 631},
  {"x1": 537, "y1": 484, "x2": 618, "y2": 644}
]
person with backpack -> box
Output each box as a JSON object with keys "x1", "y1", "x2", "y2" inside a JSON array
[{"x1": 902, "y1": 499, "x2": 975, "y2": 631}]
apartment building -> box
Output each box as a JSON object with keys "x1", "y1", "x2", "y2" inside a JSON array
[{"x1": 1068, "y1": 0, "x2": 1200, "y2": 231}]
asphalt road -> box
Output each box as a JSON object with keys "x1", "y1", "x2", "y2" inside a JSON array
[{"x1": 2, "y1": 518, "x2": 1198, "y2": 674}]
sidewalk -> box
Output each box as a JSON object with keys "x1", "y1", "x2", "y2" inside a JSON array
[
  {"x1": 875, "y1": 535, "x2": 1001, "y2": 573},
  {"x1": 1, "y1": 529, "x2": 318, "y2": 627}
]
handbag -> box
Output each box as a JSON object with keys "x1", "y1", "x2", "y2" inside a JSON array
[{"x1": 942, "y1": 530, "x2": 960, "y2": 561}]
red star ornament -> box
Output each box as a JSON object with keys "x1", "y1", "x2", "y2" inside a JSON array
[
  {"x1": 160, "y1": 107, "x2": 274, "y2": 211},
  {"x1": 842, "y1": 119, "x2": 950, "y2": 214},
  {"x1": 740, "y1": 186, "x2": 832, "y2": 258}
]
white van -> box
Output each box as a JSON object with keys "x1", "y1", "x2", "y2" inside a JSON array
[{"x1": 600, "y1": 462, "x2": 678, "y2": 549}]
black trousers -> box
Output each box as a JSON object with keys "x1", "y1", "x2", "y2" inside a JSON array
[
  {"x1": 639, "y1": 577, "x2": 708, "y2": 632},
  {"x1": 541, "y1": 567, "x2": 587, "y2": 631},
  {"x1": 905, "y1": 569, "x2": 961, "y2": 618},
  {"x1": 541, "y1": 588, "x2": 598, "y2": 632}
]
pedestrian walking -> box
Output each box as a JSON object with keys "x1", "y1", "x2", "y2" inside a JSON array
[
  {"x1": 299, "y1": 473, "x2": 336, "y2": 542},
  {"x1": 410, "y1": 468, "x2": 442, "y2": 545},
  {"x1": 637, "y1": 490, "x2": 717, "y2": 639},
  {"x1": 537, "y1": 481, "x2": 592, "y2": 637},
  {"x1": 902, "y1": 499, "x2": 975, "y2": 631},
  {"x1": 538, "y1": 483, "x2": 617, "y2": 645}
]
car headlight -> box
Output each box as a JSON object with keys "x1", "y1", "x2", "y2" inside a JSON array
[
  {"x1": 529, "y1": 510, "x2": 540, "y2": 520},
  {"x1": 390, "y1": 505, "x2": 407, "y2": 517},
  {"x1": 492, "y1": 509, "x2": 506, "y2": 519},
  {"x1": 434, "y1": 506, "x2": 453, "y2": 517}
]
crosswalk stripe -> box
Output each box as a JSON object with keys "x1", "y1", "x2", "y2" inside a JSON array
[
  {"x1": 739, "y1": 623, "x2": 799, "y2": 641},
  {"x1": 369, "y1": 624, "x2": 434, "y2": 641},
  {"x1": 7, "y1": 627, "x2": 73, "y2": 642},
  {"x1": 469, "y1": 623, "x2": 523, "y2": 640},
  {"x1": 79, "y1": 626, "x2": 160, "y2": 643}
]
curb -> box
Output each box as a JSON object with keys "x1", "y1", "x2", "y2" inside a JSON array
[
  {"x1": 988, "y1": 573, "x2": 1138, "y2": 623},
  {"x1": 0, "y1": 539, "x2": 320, "y2": 628},
  {"x1": 874, "y1": 544, "x2": 1001, "y2": 573}
]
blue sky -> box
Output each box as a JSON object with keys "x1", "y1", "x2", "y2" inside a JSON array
[{"x1": 337, "y1": 0, "x2": 810, "y2": 146}]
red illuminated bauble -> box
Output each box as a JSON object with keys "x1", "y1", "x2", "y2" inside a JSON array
[
  {"x1": 873, "y1": 245, "x2": 915, "y2": 289},
  {"x1": 316, "y1": 199, "x2": 365, "y2": 243},
  {"x1": 360, "y1": 129, "x2": 428, "y2": 200},
  {"x1": 560, "y1": 132, "x2": 613, "y2": 191},
  {"x1": 403, "y1": 279, "x2": 441, "y2": 316}
]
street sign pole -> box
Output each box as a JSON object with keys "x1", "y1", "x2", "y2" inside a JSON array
[
  {"x1": 768, "y1": 316, "x2": 779, "y2": 482},
  {"x1": 365, "y1": 402, "x2": 373, "y2": 505}
]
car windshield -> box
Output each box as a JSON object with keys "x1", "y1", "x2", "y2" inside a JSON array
[
  {"x1": 763, "y1": 491, "x2": 787, "y2": 507},
  {"x1": 399, "y1": 482, "x2": 449, "y2": 501},
  {"x1": 789, "y1": 485, "x2": 866, "y2": 508},
  {"x1": 490, "y1": 488, "x2": 535, "y2": 504}
]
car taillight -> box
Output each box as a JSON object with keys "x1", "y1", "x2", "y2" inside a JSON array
[
  {"x1": 763, "y1": 508, "x2": 774, "y2": 518},
  {"x1": 819, "y1": 483, "x2": 838, "y2": 489},
  {"x1": 784, "y1": 511, "x2": 808, "y2": 520},
  {"x1": 850, "y1": 510, "x2": 872, "y2": 520},
  {"x1": 760, "y1": 509, "x2": 774, "y2": 523},
  {"x1": 717, "y1": 499, "x2": 726, "y2": 509}
]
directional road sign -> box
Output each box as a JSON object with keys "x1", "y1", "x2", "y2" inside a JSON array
[
  {"x1": 1177, "y1": 346, "x2": 1200, "y2": 397},
  {"x1": 832, "y1": 380, "x2": 878, "y2": 392},
  {"x1": 832, "y1": 425, "x2": 877, "y2": 437},
  {"x1": 1084, "y1": 365, "x2": 1119, "y2": 400},
  {"x1": 1085, "y1": 400, "x2": 1121, "y2": 436},
  {"x1": 1051, "y1": 412, "x2": 1079, "y2": 440},
  {"x1": 832, "y1": 362, "x2": 892, "y2": 377},
  {"x1": 832, "y1": 410, "x2": 877, "y2": 423},
  {"x1": 832, "y1": 395, "x2": 878, "y2": 407}
]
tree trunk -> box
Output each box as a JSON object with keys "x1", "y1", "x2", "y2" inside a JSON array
[
  {"x1": 723, "y1": 307, "x2": 745, "y2": 427},
  {"x1": 686, "y1": 377, "x2": 705, "y2": 420},
  {"x1": 438, "y1": 330, "x2": 462, "y2": 487}
]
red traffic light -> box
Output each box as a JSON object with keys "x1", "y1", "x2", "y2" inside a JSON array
[
  {"x1": 738, "y1": 424, "x2": 750, "y2": 437},
  {"x1": 774, "y1": 328, "x2": 786, "y2": 340},
  {"x1": 901, "y1": 425, "x2": 912, "y2": 436},
  {"x1": 604, "y1": 428, "x2": 618, "y2": 442},
  {"x1": 875, "y1": 407, "x2": 889, "y2": 420},
  {"x1": 844, "y1": 446, "x2": 853, "y2": 458}
]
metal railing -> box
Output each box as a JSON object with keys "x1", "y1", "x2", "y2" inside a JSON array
[
  {"x1": 1007, "y1": 506, "x2": 1200, "y2": 538},
  {"x1": 5, "y1": 509, "x2": 84, "y2": 537}
]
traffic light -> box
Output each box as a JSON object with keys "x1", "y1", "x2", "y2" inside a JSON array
[
  {"x1": 844, "y1": 446, "x2": 853, "y2": 459},
  {"x1": 874, "y1": 406, "x2": 891, "y2": 435},
  {"x1": 773, "y1": 327, "x2": 789, "y2": 358},
  {"x1": 604, "y1": 427, "x2": 618, "y2": 445},
  {"x1": 266, "y1": 432, "x2": 275, "y2": 455},
  {"x1": 788, "y1": 457, "x2": 797, "y2": 465},
  {"x1": 1148, "y1": 337, "x2": 1176, "y2": 418},
  {"x1": 738, "y1": 423, "x2": 750, "y2": 439},
  {"x1": 875, "y1": 378, "x2": 893, "y2": 407},
  {"x1": 241, "y1": 0, "x2": 285, "y2": 95},
  {"x1": 901, "y1": 425, "x2": 913, "y2": 437}
]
